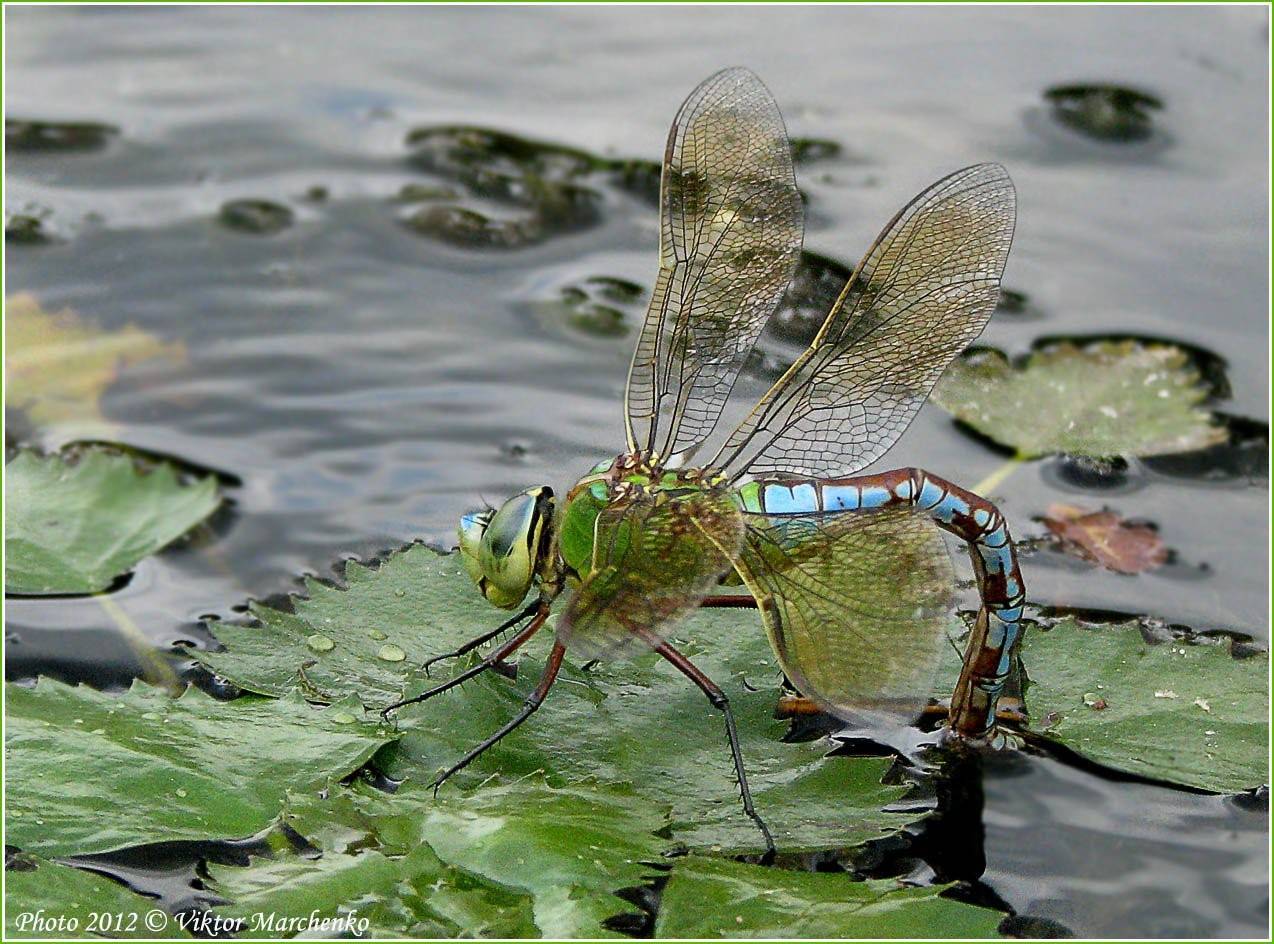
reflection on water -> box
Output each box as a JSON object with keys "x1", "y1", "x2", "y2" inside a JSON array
[{"x1": 4, "y1": 5, "x2": 1269, "y2": 938}]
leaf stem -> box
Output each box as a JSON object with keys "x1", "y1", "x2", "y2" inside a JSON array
[
  {"x1": 94, "y1": 593, "x2": 183, "y2": 695},
  {"x1": 972, "y1": 452, "x2": 1026, "y2": 497}
]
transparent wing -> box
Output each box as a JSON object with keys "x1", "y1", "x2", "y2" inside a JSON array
[
  {"x1": 729, "y1": 507, "x2": 955, "y2": 724},
  {"x1": 713, "y1": 163, "x2": 1016, "y2": 480},
  {"x1": 624, "y1": 67, "x2": 804, "y2": 463},
  {"x1": 556, "y1": 488, "x2": 745, "y2": 661}
]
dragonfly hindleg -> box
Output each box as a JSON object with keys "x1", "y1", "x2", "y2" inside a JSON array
[
  {"x1": 429, "y1": 640, "x2": 567, "y2": 794},
  {"x1": 380, "y1": 599, "x2": 551, "y2": 720},
  {"x1": 699, "y1": 594, "x2": 759, "y2": 608},
  {"x1": 635, "y1": 626, "x2": 776, "y2": 859}
]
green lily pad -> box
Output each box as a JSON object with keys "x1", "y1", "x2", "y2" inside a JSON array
[
  {"x1": 4, "y1": 292, "x2": 186, "y2": 440},
  {"x1": 655, "y1": 856, "x2": 1004, "y2": 938},
  {"x1": 209, "y1": 805, "x2": 539, "y2": 939},
  {"x1": 385, "y1": 659, "x2": 913, "y2": 855},
  {"x1": 5, "y1": 447, "x2": 221, "y2": 594},
  {"x1": 195, "y1": 546, "x2": 925, "y2": 854},
  {"x1": 931, "y1": 340, "x2": 1227, "y2": 458},
  {"x1": 4, "y1": 855, "x2": 187, "y2": 940},
  {"x1": 5, "y1": 679, "x2": 394, "y2": 856},
  {"x1": 221, "y1": 843, "x2": 537, "y2": 939},
  {"x1": 210, "y1": 779, "x2": 665, "y2": 939},
  {"x1": 194, "y1": 546, "x2": 482, "y2": 707},
  {"x1": 934, "y1": 617, "x2": 1268, "y2": 793},
  {"x1": 1022, "y1": 619, "x2": 1267, "y2": 793}
]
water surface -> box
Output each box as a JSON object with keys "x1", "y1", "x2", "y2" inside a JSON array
[{"x1": 5, "y1": 6, "x2": 1269, "y2": 937}]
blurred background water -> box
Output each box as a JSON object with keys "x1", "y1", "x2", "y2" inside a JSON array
[{"x1": 5, "y1": 5, "x2": 1269, "y2": 937}]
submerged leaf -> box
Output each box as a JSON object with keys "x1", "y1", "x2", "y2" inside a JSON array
[
  {"x1": 196, "y1": 546, "x2": 924, "y2": 854},
  {"x1": 210, "y1": 779, "x2": 663, "y2": 939},
  {"x1": 4, "y1": 447, "x2": 221, "y2": 594},
  {"x1": 655, "y1": 856, "x2": 1004, "y2": 938},
  {"x1": 4, "y1": 293, "x2": 185, "y2": 439},
  {"x1": 1041, "y1": 503, "x2": 1169, "y2": 574},
  {"x1": 5, "y1": 680, "x2": 394, "y2": 856},
  {"x1": 932, "y1": 340, "x2": 1227, "y2": 458},
  {"x1": 4, "y1": 855, "x2": 186, "y2": 940}
]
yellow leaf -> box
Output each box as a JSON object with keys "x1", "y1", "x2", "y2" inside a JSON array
[{"x1": 4, "y1": 292, "x2": 185, "y2": 438}]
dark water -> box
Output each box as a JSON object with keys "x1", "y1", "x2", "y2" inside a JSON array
[{"x1": 5, "y1": 6, "x2": 1269, "y2": 938}]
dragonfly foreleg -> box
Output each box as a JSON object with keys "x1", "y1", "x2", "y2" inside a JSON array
[
  {"x1": 380, "y1": 599, "x2": 551, "y2": 719},
  {"x1": 421, "y1": 598, "x2": 541, "y2": 677},
  {"x1": 429, "y1": 640, "x2": 567, "y2": 795},
  {"x1": 633, "y1": 626, "x2": 776, "y2": 859}
]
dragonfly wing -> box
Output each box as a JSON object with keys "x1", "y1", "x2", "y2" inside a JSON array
[
  {"x1": 730, "y1": 507, "x2": 956, "y2": 724},
  {"x1": 624, "y1": 67, "x2": 804, "y2": 462},
  {"x1": 556, "y1": 488, "x2": 745, "y2": 661},
  {"x1": 714, "y1": 163, "x2": 1016, "y2": 480}
]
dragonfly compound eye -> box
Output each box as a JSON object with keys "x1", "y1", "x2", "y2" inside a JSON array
[
  {"x1": 474, "y1": 486, "x2": 555, "y2": 609},
  {"x1": 457, "y1": 508, "x2": 494, "y2": 587}
]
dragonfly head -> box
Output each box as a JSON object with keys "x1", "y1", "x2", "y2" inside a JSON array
[{"x1": 457, "y1": 486, "x2": 556, "y2": 609}]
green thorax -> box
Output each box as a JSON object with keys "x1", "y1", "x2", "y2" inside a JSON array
[{"x1": 555, "y1": 453, "x2": 729, "y2": 577}]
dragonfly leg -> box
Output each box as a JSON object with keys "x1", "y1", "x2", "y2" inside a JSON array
[
  {"x1": 429, "y1": 640, "x2": 567, "y2": 794},
  {"x1": 634, "y1": 627, "x2": 776, "y2": 859},
  {"x1": 380, "y1": 600, "x2": 551, "y2": 719},
  {"x1": 699, "y1": 594, "x2": 759, "y2": 608},
  {"x1": 774, "y1": 694, "x2": 823, "y2": 717},
  {"x1": 421, "y1": 598, "x2": 540, "y2": 677}
]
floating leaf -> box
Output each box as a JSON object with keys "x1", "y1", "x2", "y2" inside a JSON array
[
  {"x1": 4, "y1": 855, "x2": 185, "y2": 940},
  {"x1": 6, "y1": 118, "x2": 119, "y2": 152},
  {"x1": 210, "y1": 779, "x2": 663, "y2": 939},
  {"x1": 1044, "y1": 84, "x2": 1163, "y2": 143},
  {"x1": 5, "y1": 679, "x2": 394, "y2": 856},
  {"x1": 936, "y1": 618, "x2": 1267, "y2": 793},
  {"x1": 5, "y1": 447, "x2": 221, "y2": 594},
  {"x1": 402, "y1": 126, "x2": 603, "y2": 248},
  {"x1": 788, "y1": 137, "x2": 842, "y2": 164},
  {"x1": 4, "y1": 293, "x2": 185, "y2": 439},
  {"x1": 531, "y1": 275, "x2": 644, "y2": 341},
  {"x1": 655, "y1": 856, "x2": 1004, "y2": 938},
  {"x1": 932, "y1": 340, "x2": 1227, "y2": 458},
  {"x1": 400, "y1": 122, "x2": 813, "y2": 250},
  {"x1": 6, "y1": 212, "x2": 55, "y2": 245},
  {"x1": 1041, "y1": 503, "x2": 1169, "y2": 574},
  {"x1": 208, "y1": 789, "x2": 541, "y2": 939},
  {"x1": 218, "y1": 199, "x2": 293, "y2": 235},
  {"x1": 1027, "y1": 620, "x2": 1267, "y2": 793},
  {"x1": 195, "y1": 546, "x2": 924, "y2": 854}
]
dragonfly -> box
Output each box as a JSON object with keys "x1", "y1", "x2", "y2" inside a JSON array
[{"x1": 384, "y1": 67, "x2": 1025, "y2": 853}]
